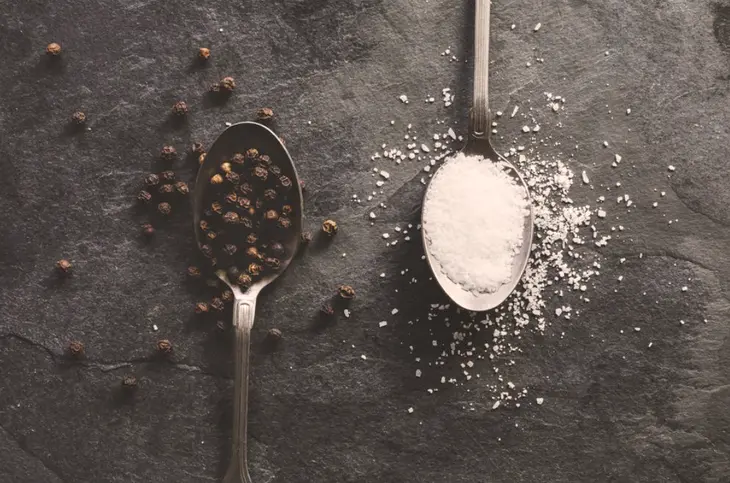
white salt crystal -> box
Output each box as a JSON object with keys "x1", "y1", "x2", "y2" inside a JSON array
[
  {"x1": 344, "y1": 309, "x2": 351, "y2": 318},
  {"x1": 399, "y1": 94, "x2": 409, "y2": 103},
  {"x1": 416, "y1": 369, "x2": 422, "y2": 377},
  {"x1": 392, "y1": 308, "x2": 399, "y2": 315},
  {"x1": 407, "y1": 407, "x2": 414, "y2": 413},
  {"x1": 536, "y1": 398, "x2": 544, "y2": 405},
  {"x1": 582, "y1": 171, "x2": 590, "y2": 184},
  {"x1": 447, "y1": 128, "x2": 457, "y2": 140},
  {"x1": 379, "y1": 170, "x2": 390, "y2": 179},
  {"x1": 492, "y1": 400, "x2": 501, "y2": 410},
  {"x1": 614, "y1": 154, "x2": 622, "y2": 164},
  {"x1": 382, "y1": 233, "x2": 390, "y2": 239},
  {"x1": 534, "y1": 23, "x2": 542, "y2": 31},
  {"x1": 379, "y1": 321, "x2": 388, "y2": 327},
  {"x1": 421, "y1": 144, "x2": 431, "y2": 152},
  {"x1": 668, "y1": 165, "x2": 676, "y2": 172},
  {"x1": 597, "y1": 209, "x2": 606, "y2": 218},
  {"x1": 369, "y1": 212, "x2": 377, "y2": 219},
  {"x1": 522, "y1": 126, "x2": 531, "y2": 133}
]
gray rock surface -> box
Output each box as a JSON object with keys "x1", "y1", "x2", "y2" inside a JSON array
[{"x1": 1, "y1": 0, "x2": 730, "y2": 481}]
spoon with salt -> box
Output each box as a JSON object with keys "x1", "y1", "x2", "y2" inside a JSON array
[
  {"x1": 421, "y1": 0, "x2": 534, "y2": 312},
  {"x1": 193, "y1": 122, "x2": 303, "y2": 483}
]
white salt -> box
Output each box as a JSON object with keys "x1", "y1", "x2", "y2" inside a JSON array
[{"x1": 423, "y1": 153, "x2": 529, "y2": 293}]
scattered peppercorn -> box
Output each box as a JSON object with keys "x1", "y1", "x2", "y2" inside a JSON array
[
  {"x1": 200, "y1": 244, "x2": 214, "y2": 258},
  {"x1": 46, "y1": 42, "x2": 62, "y2": 56},
  {"x1": 236, "y1": 273, "x2": 252, "y2": 289},
  {"x1": 210, "y1": 174, "x2": 224, "y2": 185},
  {"x1": 269, "y1": 242, "x2": 285, "y2": 257},
  {"x1": 211, "y1": 201, "x2": 223, "y2": 214},
  {"x1": 320, "y1": 303, "x2": 335, "y2": 317},
  {"x1": 206, "y1": 230, "x2": 218, "y2": 241},
  {"x1": 300, "y1": 231, "x2": 313, "y2": 244},
  {"x1": 56, "y1": 259, "x2": 73, "y2": 275},
  {"x1": 264, "y1": 257, "x2": 281, "y2": 271},
  {"x1": 246, "y1": 233, "x2": 258, "y2": 245},
  {"x1": 210, "y1": 297, "x2": 225, "y2": 311},
  {"x1": 195, "y1": 302, "x2": 210, "y2": 314},
  {"x1": 141, "y1": 223, "x2": 155, "y2": 237},
  {"x1": 263, "y1": 188, "x2": 278, "y2": 201},
  {"x1": 223, "y1": 212, "x2": 240, "y2": 224},
  {"x1": 256, "y1": 107, "x2": 274, "y2": 122},
  {"x1": 252, "y1": 166, "x2": 268, "y2": 182},
  {"x1": 160, "y1": 170, "x2": 176, "y2": 182},
  {"x1": 219, "y1": 76, "x2": 236, "y2": 92},
  {"x1": 172, "y1": 101, "x2": 188, "y2": 117},
  {"x1": 198, "y1": 153, "x2": 207, "y2": 165},
  {"x1": 227, "y1": 266, "x2": 241, "y2": 281},
  {"x1": 174, "y1": 181, "x2": 189, "y2": 195},
  {"x1": 220, "y1": 162, "x2": 232, "y2": 173},
  {"x1": 268, "y1": 164, "x2": 281, "y2": 176},
  {"x1": 223, "y1": 244, "x2": 238, "y2": 256},
  {"x1": 248, "y1": 263, "x2": 262, "y2": 276},
  {"x1": 68, "y1": 340, "x2": 84, "y2": 358},
  {"x1": 71, "y1": 111, "x2": 86, "y2": 125},
  {"x1": 266, "y1": 328, "x2": 282, "y2": 343},
  {"x1": 137, "y1": 190, "x2": 153, "y2": 204},
  {"x1": 224, "y1": 192, "x2": 238, "y2": 205},
  {"x1": 144, "y1": 173, "x2": 160, "y2": 187},
  {"x1": 187, "y1": 266, "x2": 202, "y2": 278},
  {"x1": 192, "y1": 142, "x2": 205, "y2": 154},
  {"x1": 322, "y1": 219, "x2": 338, "y2": 236},
  {"x1": 257, "y1": 154, "x2": 272, "y2": 167},
  {"x1": 338, "y1": 285, "x2": 356, "y2": 299},
  {"x1": 158, "y1": 184, "x2": 174, "y2": 195},
  {"x1": 225, "y1": 171, "x2": 240, "y2": 184},
  {"x1": 231, "y1": 153, "x2": 245, "y2": 165},
  {"x1": 245, "y1": 148, "x2": 259, "y2": 161},
  {"x1": 198, "y1": 47, "x2": 211, "y2": 60},
  {"x1": 278, "y1": 176, "x2": 293, "y2": 191},
  {"x1": 245, "y1": 246, "x2": 262, "y2": 260},
  {"x1": 277, "y1": 217, "x2": 292, "y2": 230},
  {"x1": 221, "y1": 290, "x2": 234, "y2": 303},
  {"x1": 156, "y1": 339, "x2": 173, "y2": 354},
  {"x1": 281, "y1": 205, "x2": 293, "y2": 216},
  {"x1": 264, "y1": 209, "x2": 279, "y2": 221},
  {"x1": 238, "y1": 182, "x2": 254, "y2": 196},
  {"x1": 157, "y1": 202, "x2": 172, "y2": 216},
  {"x1": 160, "y1": 145, "x2": 177, "y2": 162},
  {"x1": 121, "y1": 375, "x2": 138, "y2": 389},
  {"x1": 209, "y1": 82, "x2": 221, "y2": 93}
]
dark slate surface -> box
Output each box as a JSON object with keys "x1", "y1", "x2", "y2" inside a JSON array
[{"x1": 1, "y1": 1, "x2": 730, "y2": 482}]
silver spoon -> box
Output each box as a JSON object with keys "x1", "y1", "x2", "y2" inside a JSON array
[
  {"x1": 421, "y1": 0, "x2": 534, "y2": 312},
  {"x1": 193, "y1": 122, "x2": 303, "y2": 483}
]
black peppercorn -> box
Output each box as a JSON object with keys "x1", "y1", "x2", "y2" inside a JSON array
[
  {"x1": 144, "y1": 173, "x2": 160, "y2": 187},
  {"x1": 225, "y1": 171, "x2": 240, "y2": 184},
  {"x1": 223, "y1": 244, "x2": 238, "y2": 256},
  {"x1": 211, "y1": 202, "x2": 223, "y2": 214},
  {"x1": 278, "y1": 176, "x2": 293, "y2": 191},
  {"x1": 227, "y1": 266, "x2": 241, "y2": 281},
  {"x1": 237, "y1": 182, "x2": 254, "y2": 197},
  {"x1": 231, "y1": 153, "x2": 245, "y2": 165},
  {"x1": 56, "y1": 259, "x2": 73, "y2": 275},
  {"x1": 246, "y1": 246, "x2": 263, "y2": 260},
  {"x1": 264, "y1": 209, "x2": 279, "y2": 222},
  {"x1": 269, "y1": 242, "x2": 285, "y2": 257},
  {"x1": 281, "y1": 205, "x2": 293, "y2": 216},
  {"x1": 220, "y1": 162, "x2": 232, "y2": 173},
  {"x1": 320, "y1": 303, "x2": 335, "y2": 317},
  {"x1": 277, "y1": 217, "x2": 291, "y2": 230},
  {"x1": 224, "y1": 192, "x2": 238, "y2": 205},
  {"x1": 223, "y1": 212, "x2": 240, "y2": 224},
  {"x1": 263, "y1": 189, "x2": 278, "y2": 201},
  {"x1": 322, "y1": 219, "x2": 338, "y2": 236},
  {"x1": 338, "y1": 285, "x2": 355, "y2": 299},
  {"x1": 198, "y1": 47, "x2": 210, "y2": 60},
  {"x1": 160, "y1": 170, "x2": 176, "y2": 182},
  {"x1": 236, "y1": 197, "x2": 251, "y2": 209},
  {"x1": 257, "y1": 154, "x2": 272, "y2": 167},
  {"x1": 199, "y1": 220, "x2": 210, "y2": 232},
  {"x1": 141, "y1": 223, "x2": 155, "y2": 237},
  {"x1": 300, "y1": 231, "x2": 313, "y2": 244},
  {"x1": 188, "y1": 266, "x2": 202, "y2": 278},
  {"x1": 209, "y1": 82, "x2": 221, "y2": 93},
  {"x1": 71, "y1": 111, "x2": 86, "y2": 125},
  {"x1": 195, "y1": 302, "x2": 210, "y2": 314},
  {"x1": 220, "y1": 76, "x2": 236, "y2": 92},
  {"x1": 157, "y1": 339, "x2": 173, "y2": 354},
  {"x1": 236, "y1": 273, "x2": 252, "y2": 289},
  {"x1": 161, "y1": 145, "x2": 177, "y2": 162},
  {"x1": 157, "y1": 202, "x2": 172, "y2": 216},
  {"x1": 246, "y1": 233, "x2": 258, "y2": 245},
  {"x1": 172, "y1": 101, "x2": 188, "y2": 116},
  {"x1": 252, "y1": 166, "x2": 268, "y2": 182},
  {"x1": 248, "y1": 263, "x2": 262, "y2": 276},
  {"x1": 210, "y1": 297, "x2": 225, "y2": 312},
  {"x1": 158, "y1": 184, "x2": 174, "y2": 195},
  {"x1": 241, "y1": 217, "x2": 254, "y2": 229},
  {"x1": 199, "y1": 244, "x2": 214, "y2": 258},
  {"x1": 192, "y1": 142, "x2": 205, "y2": 154},
  {"x1": 121, "y1": 375, "x2": 138, "y2": 389},
  {"x1": 267, "y1": 328, "x2": 282, "y2": 344},
  {"x1": 264, "y1": 257, "x2": 281, "y2": 271},
  {"x1": 174, "y1": 181, "x2": 189, "y2": 195},
  {"x1": 268, "y1": 164, "x2": 281, "y2": 176},
  {"x1": 137, "y1": 190, "x2": 153, "y2": 204},
  {"x1": 198, "y1": 153, "x2": 207, "y2": 165},
  {"x1": 210, "y1": 174, "x2": 224, "y2": 185},
  {"x1": 46, "y1": 42, "x2": 62, "y2": 56},
  {"x1": 256, "y1": 107, "x2": 274, "y2": 122},
  {"x1": 245, "y1": 148, "x2": 259, "y2": 161},
  {"x1": 221, "y1": 290, "x2": 234, "y2": 303},
  {"x1": 206, "y1": 230, "x2": 218, "y2": 241},
  {"x1": 68, "y1": 340, "x2": 84, "y2": 358}
]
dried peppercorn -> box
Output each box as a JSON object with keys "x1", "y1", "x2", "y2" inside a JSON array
[
  {"x1": 268, "y1": 164, "x2": 281, "y2": 176},
  {"x1": 263, "y1": 189, "x2": 278, "y2": 201},
  {"x1": 278, "y1": 176, "x2": 293, "y2": 192},
  {"x1": 160, "y1": 145, "x2": 177, "y2": 162},
  {"x1": 252, "y1": 166, "x2": 268, "y2": 182},
  {"x1": 211, "y1": 202, "x2": 223, "y2": 214},
  {"x1": 236, "y1": 273, "x2": 252, "y2": 289},
  {"x1": 209, "y1": 82, "x2": 221, "y2": 93},
  {"x1": 187, "y1": 266, "x2": 202, "y2": 278},
  {"x1": 137, "y1": 190, "x2": 153, "y2": 204},
  {"x1": 257, "y1": 154, "x2": 272, "y2": 167},
  {"x1": 322, "y1": 219, "x2": 338, "y2": 236},
  {"x1": 267, "y1": 328, "x2": 282, "y2": 343},
  {"x1": 210, "y1": 297, "x2": 225, "y2": 311},
  {"x1": 198, "y1": 153, "x2": 207, "y2": 165},
  {"x1": 246, "y1": 246, "x2": 263, "y2": 260},
  {"x1": 68, "y1": 340, "x2": 84, "y2": 358},
  {"x1": 263, "y1": 209, "x2": 279, "y2": 222},
  {"x1": 338, "y1": 285, "x2": 355, "y2": 299},
  {"x1": 269, "y1": 242, "x2": 285, "y2": 257},
  {"x1": 71, "y1": 111, "x2": 86, "y2": 125},
  {"x1": 320, "y1": 303, "x2": 335, "y2": 317},
  {"x1": 300, "y1": 231, "x2": 313, "y2": 244},
  {"x1": 195, "y1": 302, "x2": 210, "y2": 314},
  {"x1": 246, "y1": 233, "x2": 258, "y2": 245},
  {"x1": 223, "y1": 212, "x2": 240, "y2": 224},
  {"x1": 141, "y1": 223, "x2": 155, "y2": 237},
  {"x1": 221, "y1": 290, "x2": 234, "y2": 303},
  {"x1": 199, "y1": 220, "x2": 210, "y2": 232},
  {"x1": 241, "y1": 217, "x2": 254, "y2": 229},
  {"x1": 156, "y1": 339, "x2": 173, "y2": 354},
  {"x1": 206, "y1": 231, "x2": 218, "y2": 241},
  {"x1": 256, "y1": 107, "x2": 274, "y2": 122},
  {"x1": 224, "y1": 192, "x2": 238, "y2": 205},
  {"x1": 281, "y1": 205, "x2": 293, "y2": 216},
  {"x1": 277, "y1": 217, "x2": 291, "y2": 230},
  {"x1": 231, "y1": 153, "x2": 245, "y2": 165},
  {"x1": 210, "y1": 174, "x2": 224, "y2": 185},
  {"x1": 144, "y1": 173, "x2": 160, "y2": 187},
  {"x1": 225, "y1": 171, "x2": 240, "y2": 184},
  {"x1": 56, "y1": 259, "x2": 73, "y2": 275},
  {"x1": 248, "y1": 263, "x2": 262, "y2": 276},
  {"x1": 220, "y1": 162, "x2": 232, "y2": 173},
  {"x1": 172, "y1": 101, "x2": 188, "y2": 116},
  {"x1": 46, "y1": 42, "x2": 62, "y2": 56},
  {"x1": 121, "y1": 375, "x2": 138, "y2": 389},
  {"x1": 160, "y1": 170, "x2": 176, "y2": 182},
  {"x1": 216, "y1": 320, "x2": 226, "y2": 331},
  {"x1": 245, "y1": 148, "x2": 259, "y2": 161},
  {"x1": 264, "y1": 257, "x2": 281, "y2": 271},
  {"x1": 200, "y1": 244, "x2": 214, "y2": 258},
  {"x1": 223, "y1": 244, "x2": 238, "y2": 256},
  {"x1": 174, "y1": 181, "x2": 189, "y2": 195},
  {"x1": 157, "y1": 202, "x2": 172, "y2": 216},
  {"x1": 219, "y1": 76, "x2": 236, "y2": 92},
  {"x1": 192, "y1": 142, "x2": 205, "y2": 154},
  {"x1": 237, "y1": 182, "x2": 254, "y2": 197},
  {"x1": 226, "y1": 266, "x2": 241, "y2": 282},
  {"x1": 236, "y1": 196, "x2": 251, "y2": 209},
  {"x1": 158, "y1": 184, "x2": 174, "y2": 195},
  {"x1": 198, "y1": 47, "x2": 211, "y2": 60}
]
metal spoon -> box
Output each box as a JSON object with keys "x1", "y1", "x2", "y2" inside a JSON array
[
  {"x1": 421, "y1": 0, "x2": 534, "y2": 312},
  {"x1": 193, "y1": 122, "x2": 303, "y2": 483}
]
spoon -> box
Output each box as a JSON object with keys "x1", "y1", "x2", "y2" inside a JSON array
[
  {"x1": 421, "y1": 0, "x2": 534, "y2": 312},
  {"x1": 193, "y1": 122, "x2": 303, "y2": 483}
]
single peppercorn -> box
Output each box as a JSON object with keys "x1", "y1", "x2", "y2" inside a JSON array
[
  {"x1": 277, "y1": 217, "x2": 292, "y2": 230},
  {"x1": 252, "y1": 166, "x2": 268, "y2": 182},
  {"x1": 206, "y1": 230, "x2": 218, "y2": 241},
  {"x1": 46, "y1": 42, "x2": 62, "y2": 56},
  {"x1": 246, "y1": 233, "x2": 258, "y2": 245},
  {"x1": 245, "y1": 148, "x2": 259, "y2": 161},
  {"x1": 262, "y1": 189, "x2": 277, "y2": 201},
  {"x1": 267, "y1": 327, "x2": 282, "y2": 343},
  {"x1": 157, "y1": 202, "x2": 172, "y2": 216},
  {"x1": 223, "y1": 244, "x2": 238, "y2": 256},
  {"x1": 223, "y1": 211, "x2": 240, "y2": 224},
  {"x1": 241, "y1": 217, "x2": 254, "y2": 229},
  {"x1": 199, "y1": 220, "x2": 210, "y2": 232},
  {"x1": 209, "y1": 82, "x2": 221, "y2": 93},
  {"x1": 246, "y1": 246, "x2": 263, "y2": 260},
  {"x1": 220, "y1": 162, "x2": 232, "y2": 173},
  {"x1": 137, "y1": 190, "x2": 153, "y2": 204},
  {"x1": 281, "y1": 205, "x2": 293, "y2": 216},
  {"x1": 226, "y1": 266, "x2": 241, "y2": 282},
  {"x1": 256, "y1": 107, "x2": 274, "y2": 122},
  {"x1": 300, "y1": 231, "x2": 313, "y2": 244},
  {"x1": 56, "y1": 259, "x2": 73, "y2": 275},
  {"x1": 160, "y1": 145, "x2": 177, "y2": 162},
  {"x1": 198, "y1": 47, "x2": 211, "y2": 60},
  {"x1": 236, "y1": 273, "x2": 252, "y2": 289},
  {"x1": 338, "y1": 285, "x2": 356, "y2": 299},
  {"x1": 71, "y1": 111, "x2": 86, "y2": 125},
  {"x1": 174, "y1": 181, "x2": 189, "y2": 195},
  {"x1": 195, "y1": 302, "x2": 210, "y2": 314},
  {"x1": 225, "y1": 171, "x2": 240, "y2": 184},
  {"x1": 248, "y1": 263, "x2": 262, "y2": 276},
  {"x1": 144, "y1": 173, "x2": 160, "y2": 187},
  {"x1": 121, "y1": 375, "x2": 138, "y2": 389},
  {"x1": 268, "y1": 164, "x2": 281, "y2": 176},
  {"x1": 198, "y1": 153, "x2": 207, "y2": 165},
  {"x1": 210, "y1": 297, "x2": 225, "y2": 312},
  {"x1": 219, "y1": 76, "x2": 236, "y2": 92},
  {"x1": 200, "y1": 244, "x2": 214, "y2": 258},
  {"x1": 141, "y1": 223, "x2": 155, "y2": 237},
  {"x1": 172, "y1": 101, "x2": 188, "y2": 117},
  {"x1": 192, "y1": 142, "x2": 205, "y2": 154},
  {"x1": 210, "y1": 174, "x2": 224, "y2": 185},
  {"x1": 211, "y1": 201, "x2": 223, "y2": 214},
  {"x1": 221, "y1": 290, "x2": 234, "y2": 303},
  {"x1": 158, "y1": 184, "x2": 174, "y2": 195},
  {"x1": 160, "y1": 170, "x2": 175, "y2": 182},
  {"x1": 187, "y1": 266, "x2": 202, "y2": 278},
  {"x1": 264, "y1": 209, "x2": 279, "y2": 222},
  {"x1": 269, "y1": 242, "x2": 285, "y2": 257},
  {"x1": 257, "y1": 154, "x2": 272, "y2": 167},
  {"x1": 224, "y1": 192, "x2": 238, "y2": 204},
  {"x1": 238, "y1": 182, "x2": 254, "y2": 196},
  {"x1": 68, "y1": 340, "x2": 85, "y2": 358},
  {"x1": 231, "y1": 153, "x2": 245, "y2": 165},
  {"x1": 157, "y1": 339, "x2": 173, "y2": 354},
  {"x1": 322, "y1": 219, "x2": 338, "y2": 236},
  {"x1": 320, "y1": 303, "x2": 335, "y2": 317},
  {"x1": 264, "y1": 257, "x2": 281, "y2": 271},
  {"x1": 278, "y1": 176, "x2": 293, "y2": 192}
]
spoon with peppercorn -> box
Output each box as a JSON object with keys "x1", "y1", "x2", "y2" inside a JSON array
[
  {"x1": 421, "y1": 0, "x2": 534, "y2": 312},
  {"x1": 193, "y1": 122, "x2": 303, "y2": 483}
]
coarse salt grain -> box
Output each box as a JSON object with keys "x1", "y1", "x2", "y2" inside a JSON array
[{"x1": 423, "y1": 153, "x2": 529, "y2": 293}]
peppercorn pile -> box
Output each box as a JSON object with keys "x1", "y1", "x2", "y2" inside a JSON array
[{"x1": 197, "y1": 148, "x2": 296, "y2": 291}]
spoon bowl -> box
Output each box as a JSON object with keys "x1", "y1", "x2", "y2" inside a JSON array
[{"x1": 193, "y1": 121, "x2": 302, "y2": 483}]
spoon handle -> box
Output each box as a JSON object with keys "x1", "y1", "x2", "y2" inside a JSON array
[
  {"x1": 471, "y1": 0, "x2": 491, "y2": 137},
  {"x1": 223, "y1": 297, "x2": 256, "y2": 483}
]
